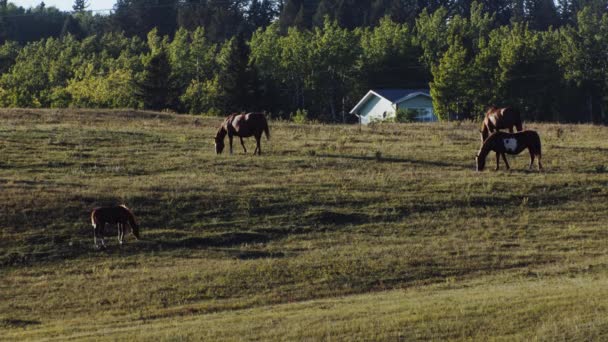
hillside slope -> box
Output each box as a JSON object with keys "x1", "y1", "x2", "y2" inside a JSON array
[{"x1": 1, "y1": 109, "x2": 607, "y2": 340}]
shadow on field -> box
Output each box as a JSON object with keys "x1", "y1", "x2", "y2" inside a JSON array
[
  {"x1": 154, "y1": 231, "x2": 270, "y2": 248},
  {"x1": 553, "y1": 145, "x2": 608, "y2": 153},
  {"x1": 0, "y1": 230, "x2": 280, "y2": 267},
  {"x1": 301, "y1": 210, "x2": 369, "y2": 226},
  {"x1": 90, "y1": 231, "x2": 286, "y2": 260},
  {"x1": 317, "y1": 153, "x2": 463, "y2": 168},
  {"x1": 0, "y1": 318, "x2": 42, "y2": 328}
]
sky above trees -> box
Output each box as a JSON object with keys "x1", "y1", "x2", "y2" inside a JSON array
[{"x1": 11, "y1": 0, "x2": 114, "y2": 11}]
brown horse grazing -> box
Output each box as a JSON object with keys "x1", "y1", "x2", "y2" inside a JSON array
[
  {"x1": 476, "y1": 131, "x2": 542, "y2": 171},
  {"x1": 91, "y1": 205, "x2": 140, "y2": 248},
  {"x1": 215, "y1": 112, "x2": 270, "y2": 155},
  {"x1": 481, "y1": 106, "x2": 523, "y2": 142}
]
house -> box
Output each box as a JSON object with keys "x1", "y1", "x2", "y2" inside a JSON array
[{"x1": 350, "y1": 89, "x2": 437, "y2": 124}]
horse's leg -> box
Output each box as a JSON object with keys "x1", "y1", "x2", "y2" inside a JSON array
[
  {"x1": 240, "y1": 137, "x2": 247, "y2": 153},
  {"x1": 228, "y1": 134, "x2": 234, "y2": 155},
  {"x1": 118, "y1": 223, "x2": 123, "y2": 245},
  {"x1": 538, "y1": 154, "x2": 543, "y2": 171},
  {"x1": 254, "y1": 133, "x2": 262, "y2": 155},
  {"x1": 529, "y1": 155, "x2": 535, "y2": 170},
  {"x1": 501, "y1": 153, "x2": 510, "y2": 170},
  {"x1": 99, "y1": 222, "x2": 106, "y2": 248},
  {"x1": 495, "y1": 152, "x2": 500, "y2": 170},
  {"x1": 528, "y1": 149, "x2": 535, "y2": 170}
]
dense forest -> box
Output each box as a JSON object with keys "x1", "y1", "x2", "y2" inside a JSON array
[{"x1": 0, "y1": 0, "x2": 607, "y2": 122}]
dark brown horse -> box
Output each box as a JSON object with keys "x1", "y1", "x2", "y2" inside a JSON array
[
  {"x1": 480, "y1": 106, "x2": 523, "y2": 142},
  {"x1": 91, "y1": 205, "x2": 140, "y2": 248},
  {"x1": 476, "y1": 131, "x2": 542, "y2": 171},
  {"x1": 215, "y1": 112, "x2": 270, "y2": 155}
]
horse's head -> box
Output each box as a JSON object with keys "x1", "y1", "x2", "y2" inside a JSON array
[
  {"x1": 475, "y1": 154, "x2": 485, "y2": 171},
  {"x1": 124, "y1": 209, "x2": 140, "y2": 239},
  {"x1": 132, "y1": 223, "x2": 140, "y2": 239},
  {"x1": 215, "y1": 137, "x2": 225, "y2": 154},
  {"x1": 214, "y1": 126, "x2": 227, "y2": 154}
]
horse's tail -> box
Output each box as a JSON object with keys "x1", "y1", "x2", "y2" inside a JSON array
[
  {"x1": 515, "y1": 109, "x2": 523, "y2": 131},
  {"x1": 501, "y1": 107, "x2": 523, "y2": 131},
  {"x1": 535, "y1": 131, "x2": 542, "y2": 155},
  {"x1": 263, "y1": 116, "x2": 270, "y2": 140}
]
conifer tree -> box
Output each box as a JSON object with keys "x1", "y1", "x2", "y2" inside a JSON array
[
  {"x1": 279, "y1": 0, "x2": 302, "y2": 32},
  {"x1": 312, "y1": 0, "x2": 334, "y2": 27},
  {"x1": 135, "y1": 47, "x2": 174, "y2": 110},
  {"x1": 72, "y1": 0, "x2": 88, "y2": 12}
]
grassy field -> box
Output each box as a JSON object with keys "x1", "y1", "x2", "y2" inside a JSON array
[{"x1": 1, "y1": 108, "x2": 607, "y2": 341}]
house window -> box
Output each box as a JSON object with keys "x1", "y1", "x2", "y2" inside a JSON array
[{"x1": 408, "y1": 107, "x2": 435, "y2": 122}]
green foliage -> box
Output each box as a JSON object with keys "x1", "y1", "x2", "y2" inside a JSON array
[
  {"x1": 0, "y1": 36, "x2": 75, "y2": 107},
  {"x1": 0, "y1": 41, "x2": 19, "y2": 74},
  {"x1": 494, "y1": 24, "x2": 562, "y2": 120},
  {"x1": 430, "y1": 40, "x2": 470, "y2": 121},
  {"x1": 291, "y1": 108, "x2": 309, "y2": 123},
  {"x1": 135, "y1": 47, "x2": 174, "y2": 110},
  {"x1": 72, "y1": 0, "x2": 88, "y2": 12},
  {"x1": 308, "y1": 19, "x2": 359, "y2": 120},
  {"x1": 415, "y1": 6, "x2": 450, "y2": 70},
  {"x1": 559, "y1": 7, "x2": 608, "y2": 122},
  {"x1": 180, "y1": 77, "x2": 223, "y2": 115},
  {"x1": 215, "y1": 35, "x2": 252, "y2": 113},
  {"x1": 359, "y1": 17, "x2": 426, "y2": 92},
  {"x1": 67, "y1": 68, "x2": 140, "y2": 108},
  {"x1": 2, "y1": 4, "x2": 608, "y2": 123},
  {"x1": 395, "y1": 108, "x2": 421, "y2": 123}
]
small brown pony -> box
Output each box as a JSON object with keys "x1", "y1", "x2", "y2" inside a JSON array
[
  {"x1": 215, "y1": 112, "x2": 270, "y2": 155},
  {"x1": 476, "y1": 131, "x2": 542, "y2": 171},
  {"x1": 91, "y1": 205, "x2": 140, "y2": 248},
  {"x1": 481, "y1": 106, "x2": 523, "y2": 142}
]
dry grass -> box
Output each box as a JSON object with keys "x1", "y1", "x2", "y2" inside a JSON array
[{"x1": 1, "y1": 108, "x2": 607, "y2": 340}]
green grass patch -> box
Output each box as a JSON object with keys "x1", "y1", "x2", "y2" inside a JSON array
[{"x1": 1, "y1": 109, "x2": 608, "y2": 340}]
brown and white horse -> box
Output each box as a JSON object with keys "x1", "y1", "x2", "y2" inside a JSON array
[
  {"x1": 476, "y1": 131, "x2": 542, "y2": 171},
  {"x1": 91, "y1": 205, "x2": 140, "y2": 248},
  {"x1": 215, "y1": 112, "x2": 270, "y2": 155},
  {"x1": 480, "y1": 106, "x2": 523, "y2": 142}
]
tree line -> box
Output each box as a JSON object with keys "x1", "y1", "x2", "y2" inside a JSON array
[{"x1": 0, "y1": 0, "x2": 607, "y2": 122}]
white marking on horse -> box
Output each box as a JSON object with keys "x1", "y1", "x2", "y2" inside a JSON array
[
  {"x1": 503, "y1": 138, "x2": 517, "y2": 152},
  {"x1": 489, "y1": 114, "x2": 498, "y2": 126}
]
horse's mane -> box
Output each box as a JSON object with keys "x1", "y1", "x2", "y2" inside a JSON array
[
  {"x1": 216, "y1": 113, "x2": 239, "y2": 139},
  {"x1": 119, "y1": 204, "x2": 134, "y2": 216}
]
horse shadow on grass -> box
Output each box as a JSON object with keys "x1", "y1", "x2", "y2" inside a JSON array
[
  {"x1": 0, "y1": 229, "x2": 285, "y2": 268},
  {"x1": 95, "y1": 231, "x2": 285, "y2": 260}
]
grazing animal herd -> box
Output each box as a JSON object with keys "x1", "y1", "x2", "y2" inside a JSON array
[
  {"x1": 91, "y1": 107, "x2": 543, "y2": 248},
  {"x1": 476, "y1": 106, "x2": 542, "y2": 171}
]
